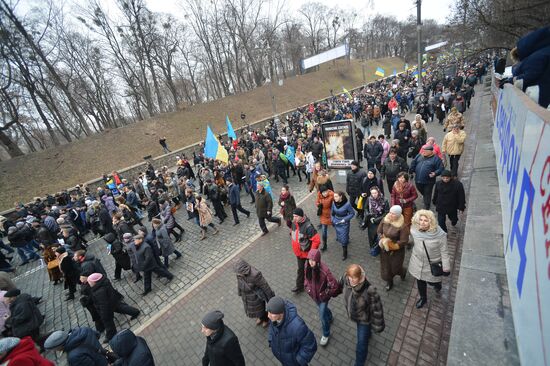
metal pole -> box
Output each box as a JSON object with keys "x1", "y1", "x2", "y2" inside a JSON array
[
  {"x1": 269, "y1": 80, "x2": 276, "y2": 116},
  {"x1": 416, "y1": 0, "x2": 423, "y2": 99}
]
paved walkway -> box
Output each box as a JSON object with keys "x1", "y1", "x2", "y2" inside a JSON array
[
  {"x1": 5, "y1": 86, "x2": 484, "y2": 364},
  {"x1": 133, "y1": 95, "x2": 485, "y2": 365}
]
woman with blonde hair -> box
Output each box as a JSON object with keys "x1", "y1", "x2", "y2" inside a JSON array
[{"x1": 408, "y1": 209, "x2": 450, "y2": 309}]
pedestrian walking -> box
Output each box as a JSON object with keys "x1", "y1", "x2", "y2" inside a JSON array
[
  {"x1": 234, "y1": 258, "x2": 275, "y2": 327},
  {"x1": 432, "y1": 170, "x2": 466, "y2": 232},
  {"x1": 151, "y1": 218, "x2": 182, "y2": 268},
  {"x1": 377, "y1": 205, "x2": 409, "y2": 291},
  {"x1": 103, "y1": 232, "x2": 131, "y2": 281},
  {"x1": 266, "y1": 296, "x2": 317, "y2": 366},
  {"x1": 441, "y1": 125, "x2": 467, "y2": 177},
  {"x1": 3, "y1": 289, "x2": 46, "y2": 351},
  {"x1": 408, "y1": 210, "x2": 450, "y2": 308},
  {"x1": 255, "y1": 183, "x2": 281, "y2": 236},
  {"x1": 409, "y1": 145, "x2": 444, "y2": 210},
  {"x1": 315, "y1": 185, "x2": 334, "y2": 252},
  {"x1": 134, "y1": 234, "x2": 173, "y2": 296},
  {"x1": 159, "y1": 136, "x2": 170, "y2": 154},
  {"x1": 44, "y1": 327, "x2": 110, "y2": 366},
  {"x1": 380, "y1": 148, "x2": 408, "y2": 194},
  {"x1": 278, "y1": 185, "x2": 297, "y2": 229},
  {"x1": 331, "y1": 192, "x2": 355, "y2": 260},
  {"x1": 360, "y1": 187, "x2": 389, "y2": 256},
  {"x1": 196, "y1": 196, "x2": 220, "y2": 240},
  {"x1": 109, "y1": 329, "x2": 155, "y2": 366},
  {"x1": 390, "y1": 172, "x2": 418, "y2": 230},
  {"x1": 304, "y1": 249, "x2": 340, "y2": 347},
  {"x1": 0, "y1": 336, "x2": 54, "y2": 365},
  {"x1": 290, "y1": 208, "x2": 320, "y2": 294},
  {"x1": 87, "y1": 273, "x2": 140, "y2": 343},
  {"x1": 56, "y1": 246, "x2": 80, "y2": 301},
  {"x1": 227, "y1": 178, "x2": 250, "y2": 226},
  {"x1": 201, "y1": 310, "x2": 246, "y2": 366},
  {"x1": 340, "y1": 264, "x2": 385, "y2": 366},
  {"x1": 346, "y1": 161, "x2": 367, "y2": 217}
]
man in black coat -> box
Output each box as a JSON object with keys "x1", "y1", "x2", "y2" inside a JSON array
[
  {"x1": 380, "y1": 148, "x2": 408, "y2": 194},
  {"x1": 432, "y1": 170, "x2": 466, "y2": 232},
  {"x1": 201, "y1": 310, "x2": 245, "y2": 366},
  {"x1": 363, "y1": 135, "x2": 384, "y2": 171},
  {"x1": 74, "y1": 250, "x2": 107, "y2": 277},
  {"x1": 227, "y1": 178, "x2": 250, "y2": 226},
  {"x1": 56, "y1": 246, "x2": 81, "y2": 300},
  {"x1": 3, "y1": 289, "x2": 45, "y2": 350},
  {"x1": 134, "y1": 234, "x2": 173, "y2": 296},
  {"x1": 87, "y1": 273, "x2": 140, "y2": 342},
  {"x1": 346, "y1": 161, "x2": 367, "y2": 216}
]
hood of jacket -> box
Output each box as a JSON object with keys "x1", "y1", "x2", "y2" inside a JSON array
[
  {"x1": 7, "y1": 336, "x2": 36, "y2": 358},
  {"x1": 234, "y1": 259, "x2": 251, "y2": 276},
  {"x1": 306, "y1": 249, "x2": 321, "y2": 263},
  {"x1": 276, "y1": 301, "x2": 298, "y2": 329},
  {"x1": 109, "y1": 329, "x2": 137, "y2": 357},
  {"x1": 64, "y1": 327, "x2": 98, "y2": 353}
]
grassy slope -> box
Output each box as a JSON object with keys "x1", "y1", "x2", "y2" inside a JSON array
[{"x1": 0, "y1": 57, "x2": 404, "y2": 211}]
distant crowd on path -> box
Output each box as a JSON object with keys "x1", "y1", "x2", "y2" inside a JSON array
[{"x1": 0, "y1": 55, "x2": 490, "y2": 365}]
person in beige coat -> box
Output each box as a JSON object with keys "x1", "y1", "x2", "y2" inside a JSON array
[
  {"x1": 196, "y1": 196, "x2": 219, "y2": 240},
  {"x1": 408, "y1": 210, "x2": 450, "y2": 309},
  {"x1": 441, "y1": 125, "x2": 467, "y2": 177}
]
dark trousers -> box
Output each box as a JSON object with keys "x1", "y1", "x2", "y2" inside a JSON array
[
  {"x1": 449, "y1": 154, "x2": 461, "y2": 177},
  {"x1": 114, "y1": 262, "x2": 124, "y2": 280},
  {"x1": 104, "y1": 302, "x2": 140, "y2": 340},
  {"x1": 386, "y1": 179, "x2": 396, "y2": 196},
  {"x1": 212, "y1": 200, "x2": 227, "y2": 221},
  {"x1": 417, "y1": 279, "x2": 442, "y2": 300},
  {"x1": 258, "y1": 216, "x2": 280, "y2": 233},
  {"x1": 144, "y1": 266, "x2": 173, "y2": 292},
  {"x1": 437, "y1": 211, "x2": 458, "y2": 233},
  {"x1": 231, "y1": 204, "x2": 250, "y2": 224},
  {"x1": 296, "y1": 257, "x2": 306, "y2": 290},
  {"x1": 163, "y1": 249, "x2": 182, "y2": 267},
  {"x1": 349, "y1": 195, "x2": 362, "y2": 216},
  {"x1": 415, "y1": 182, "x2": 435, "y2": 209}
]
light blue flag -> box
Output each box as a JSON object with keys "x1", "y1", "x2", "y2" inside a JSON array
[
  {"x1": 393, "y1": 68, "x2": 397, "y2": 76},
  {"x1": 285, "y1": 145, "x2": 295, "y2": 167},
  {"x1": 226, "y1": 115, "x2": 237, "y2": 140}
]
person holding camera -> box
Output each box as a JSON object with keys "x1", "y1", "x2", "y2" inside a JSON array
[{"x1": 408, "y1": 210, "x2": 450, "y2": 309}]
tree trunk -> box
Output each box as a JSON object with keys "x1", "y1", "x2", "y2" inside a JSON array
[{"x1": 0, "y1": 128, "x2": 24, "y2": 157}]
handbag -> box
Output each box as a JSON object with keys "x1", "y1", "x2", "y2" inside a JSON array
[
  {"x1": 422, "y1": 241, "x2": 444, "y2": 277},
  {"x1": 357, "y1": 196, "x2": 364, "y2": 210}
]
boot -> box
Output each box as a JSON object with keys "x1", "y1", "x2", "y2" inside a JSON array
[
  {"x1": 320, "y1": 239, "x2": 327, "y2": 252},
  {"x1": 385, "y1": 281, "x2": 393, "y2": 291},
  {"x1": 342, "y1": 246, "x2": 348, "y2": 261}
]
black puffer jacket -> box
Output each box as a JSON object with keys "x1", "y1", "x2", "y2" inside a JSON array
[
  {"x1": 90, "y1": 277, "x2": 123, "y2": 320},
  {"x1": 7, "y1": 293, "x2": 44, "y2": 337},
  {"x1": 109, "y1": 329, "x2": 155, "y2": 366},
  {"x1": 134, "y1": 242, "x2": 158, "y2": 272}
]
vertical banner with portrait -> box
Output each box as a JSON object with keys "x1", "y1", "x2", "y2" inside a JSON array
[{"x1": 320, "y1": 119, "x2": 357, "y2": 169}]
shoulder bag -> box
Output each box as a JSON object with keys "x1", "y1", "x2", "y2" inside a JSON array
[{"x1": 422, "y1": 241, "x2": 443, "y2": 277}]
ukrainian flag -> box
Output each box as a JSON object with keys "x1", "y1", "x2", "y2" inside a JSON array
[
  {"x1": 204, "y1": 125, "x2": 228, "y2": 163},
  {"x1": 226, "y1": 115, "x2": 237, "y2": 140},
  {"x1": 375, "y1": 67, "x2": 385, "y2": 77}
]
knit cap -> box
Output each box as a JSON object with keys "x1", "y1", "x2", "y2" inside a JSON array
[
  {"x1": 266, "y1": 296, "x2": 286, "y2": 314},
  {"x1": 201, "y1": 310, "x2": 224, "y2": 330},
  {"x1": 0, "y1": 337, "x2": 20, "y2": 354},
  {"x1": 87, "y1": 273, "x2": 103, "y2": 284}
]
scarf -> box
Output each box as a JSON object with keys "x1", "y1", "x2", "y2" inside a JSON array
[
  {"x1": 410, "y1": 226, "x2": 446, "y2": 241},
  {"x1": 280, "y1": 191, "x2": 290, "y2": 201},
  {"x1": 334, "y1": 195, "x2": 348, "y2": 209},
  {"x1": 368, "y1": 193, "x2": 385, "y2": 216}
]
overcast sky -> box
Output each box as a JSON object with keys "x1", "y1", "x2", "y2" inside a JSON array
[{"x1": 145, "y1": 0, "x2": 454, "y2": 23}]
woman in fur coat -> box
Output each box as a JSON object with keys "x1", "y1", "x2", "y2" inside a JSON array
[{"x1": 377, "y1": 205, "x2": 409, "y2": 291}]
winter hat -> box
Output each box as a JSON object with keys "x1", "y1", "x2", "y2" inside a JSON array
[
  {"x1": 4, "y1": 289, "x2": 21, "y2": 298},
  {"x1": 15, "y1": 221, "x2": 25, "y2": 229},
  {"x1": 0, "y1": 337, "x2": 20, "y2": 354},
  {"x1": 44, "y1": 330, "x2": 70, "y2": 350},
  {"x1": 7, "y1": 227, "x2": 17, "y2": 235},
  {"x1": 422, "y1": 144, "x2": 433, "y2": 151},
  {"x1": 55, "y1": 246, "x2": 66, "y2": 254},
  {"x1": 122, "y1": 233, "x2": 133, "y2": 240},
  {"x1": 319, "y1": 185, "x2": 328, "y2": 193},
  {"x1": 389, "y1": 205, "x2": 403, "y2": 216},
  {"x1": 87, "y1": 273, "x2": 103, "y2": 284},
  {"x1": 266, "y1": 296, "x2": 286, "y2": 314},
  {"x1": 293, "y1": 208, "x2": 304, "y2": 217},
  {"x1": 367, "y1": 168, "x2": 377, "y2": 175},
  {"x1": 201, "y1": 310, "x2": 224, "y2": 330},
  {"x1": 56, "y1": 218, "x2": 65, "y2": 225},
  {"x1": 441, "y1": 170, "x2": 452, "y2": 177}
]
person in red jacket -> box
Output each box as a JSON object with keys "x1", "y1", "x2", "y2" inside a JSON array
[
  {"x1": 391, "y1": 172, "x2": 418, "y2": 230},
  {"x1": 304, "y1": 249, "x2": 340, "y2": 347},
  {"x1": 290, "y1": 208, "x2": 320, "y2": 294},
  {"x1": 0, "y1": 336, "x2": 54, "y2": 365}
]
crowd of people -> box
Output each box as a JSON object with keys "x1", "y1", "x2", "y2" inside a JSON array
[{"x1": 0, "y1": 55, "x2": 490, "y2": 365}]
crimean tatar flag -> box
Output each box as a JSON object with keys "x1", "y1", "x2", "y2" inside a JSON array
[
  {"x1": 342, "y1": 87, "x2": 352, "y2": 100},
  {"x1": 225, "y1": 115, "x2": 237, "y2": 140},
  {"x1": 204, "y1": 125, "x2": 228, "y2": 163},
  {"x1": 375, "y1": 67, "x2": 385, "y2": 77}
]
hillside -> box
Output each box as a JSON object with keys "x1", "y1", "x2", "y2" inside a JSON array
[{"x1": 0, "y1": 57, "x2": 404, "y2": 211}]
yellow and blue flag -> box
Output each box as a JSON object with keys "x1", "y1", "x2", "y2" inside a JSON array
[
  {"x1": 342, "y1": 87, "x2": 352, "y2": 100},
  {"x1": 225, "y1": 115, "x2": 237, "y2": 140},
  {"x1": 204, "y1": 125, "x2": 228, "y2": 163},
  {"x1": 375, "y1": 67, "x2": 385, "y2": 77},
  {"x1": 412, "y1": 69, "x2": 427, "y2": 78}
]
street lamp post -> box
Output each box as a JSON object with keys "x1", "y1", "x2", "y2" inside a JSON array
[{"x1": 416, "y1": 0, "x2": 423, "y2": 100}]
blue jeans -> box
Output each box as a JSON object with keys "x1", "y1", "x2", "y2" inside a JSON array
[
  {"x1": 355, "y1": 323, "x2": 371, "y2": 366},
  {"x1": 318, "y1": 302, "x2": 333, "y2": 337},
  {"x1": 0, "y1": 242, "x2": 14, "y2": 254},
  {"x1": 16, "y1": 245, "x2": 39, "y2": 263},
  {"x1": 319, "y1": 224, "x2": 328, "y2": 243}
]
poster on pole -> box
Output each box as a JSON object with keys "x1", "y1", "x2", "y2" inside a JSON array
[{"x1": 320, "y1": 119, "x2": 357, "y2": 169}]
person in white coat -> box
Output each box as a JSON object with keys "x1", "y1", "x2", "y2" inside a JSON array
[{"x1": 408, "y1": 209, "x2": 450, "y2": 309}]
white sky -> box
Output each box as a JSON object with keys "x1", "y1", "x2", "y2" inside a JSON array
[{"x1": 145, "y1": 0, "x2": 454, "y2": 23}]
